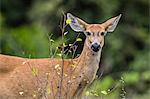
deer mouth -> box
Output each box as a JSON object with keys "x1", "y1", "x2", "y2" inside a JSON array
[{"x1": 91, "y1": 47, "x2": 100, "y2": 52}]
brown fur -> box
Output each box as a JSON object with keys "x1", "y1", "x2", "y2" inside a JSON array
[
  {"x1": 0, "y1": 25, "x2": 104, "y2": 99},
  {"x1": 0, "y1": 42, "x2": 101, "y2": 99},
  {"x1": 0, "y1": 14, "x2": 120, "y2": 99}
]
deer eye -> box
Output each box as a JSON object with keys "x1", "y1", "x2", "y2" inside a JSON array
[
  {"x1": 101, "y1": 32, "x2": 105, "y2": 36},
  {"x1": 86, "y1": 32, "x2": 91, "y2": 36}
]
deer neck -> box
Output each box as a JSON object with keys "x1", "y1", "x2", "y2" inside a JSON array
[
  {"x1": 78, "y1": 42, "x2": 101, "y2": 65},
  {"x1": 76, "y1": 42, "x2": 102, "y2": 80}
]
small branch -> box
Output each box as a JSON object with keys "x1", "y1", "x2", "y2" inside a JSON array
[{"x1": 58, "y1": 11, "x2": 66, "y2": 99}]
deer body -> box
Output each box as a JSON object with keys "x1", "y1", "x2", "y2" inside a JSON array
[
  {"x1": 0, "y1": 46, "x2": 100, "y2": 99},
  {"x1": 0, "y1": 13, "x2": 121, "y2": 99}
]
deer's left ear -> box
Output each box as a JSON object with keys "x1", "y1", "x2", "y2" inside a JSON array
[
  {"x1": 102, "y1": 14, "x2": 122, "y2": 32},
  {"x1": 67, "y1": 13, "x2": 88, "y2": 32}
]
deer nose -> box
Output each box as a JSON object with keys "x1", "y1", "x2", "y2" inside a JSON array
[{"x1": 91, "y1": 43, "x2": 101, "y2": 52}]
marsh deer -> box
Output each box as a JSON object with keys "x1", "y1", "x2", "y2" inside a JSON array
[{"x1": 0, "y1": 13, "x2": 121, "y2": 99}]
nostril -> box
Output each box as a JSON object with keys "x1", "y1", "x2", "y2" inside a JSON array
[
  {"x1": 97, "y1": 45, "x2": 100, "y2": 49},
  {"x1": 96, "y1": 45, "x2": 100, "y2": 50}
]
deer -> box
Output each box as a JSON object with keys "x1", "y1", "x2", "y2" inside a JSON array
[{"x1": 0, "y1": 13, "x2": 121, "y2": 99}]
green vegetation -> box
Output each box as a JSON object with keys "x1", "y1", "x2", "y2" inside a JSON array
[{"x1": 0, "y1": 0, "x2": 149, "y2": 98}]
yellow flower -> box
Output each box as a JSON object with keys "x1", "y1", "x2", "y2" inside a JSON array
[{"x1": 66, "y1": 18, "x2": 71, "y2": 24}]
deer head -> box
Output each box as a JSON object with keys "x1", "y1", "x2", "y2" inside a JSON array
[{"x1": 67, "y1": 13, "x2": 121, "y2": 53}]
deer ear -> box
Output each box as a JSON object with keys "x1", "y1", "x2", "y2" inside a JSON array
[
  {"x1": 102, "y1": 14, "x2": 122, "y2": 32},
  {"x1": 67, "y1": 13, "x2": 88, "y2": 32}
]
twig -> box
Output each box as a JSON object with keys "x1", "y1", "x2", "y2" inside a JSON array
[{"x1": 58, "y1": 11, "x2": 66, "y2": 99}]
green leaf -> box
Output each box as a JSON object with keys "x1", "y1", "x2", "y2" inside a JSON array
[
  {"x1": 31, "y1": 67, "x2": 38, "y2": 76},
  {"x1": 57, "y1": 53, "x2": 62, "y2": 57},
  {"x1": 47, "y1": 87, "x2": 51, "y2": 95},
  {"x1": 85, "y1": 91, "x2": 90, "y2": 96},
  {"x1": 63, "y1": 43, "x2": 67, "y2": 47},
  {"x1": 50, "y1": 39, "x2": 54, "y2": 42},
  {"x1": 94, "y1": 93, "x2": 99, "y2": 96},
  {"x1": 76, "y1": 38, "x2": 82, "y2": 42},
  {"x1": 101, "y1": 90, "x2": 108, "y2": 95},
  {"x1": 69, "y1": 44, "x2": 73, "y2": 46},
  {"x1": 64, "y1": 31, "x2": 68, "y2": 35}
]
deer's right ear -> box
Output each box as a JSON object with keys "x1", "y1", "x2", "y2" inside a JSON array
[
  {"x1": 67, "y1": 13, "x2": 88, "y2": 32},
  {"x1": 102, "y1": 14, "x2": 122, "y2": 33}
]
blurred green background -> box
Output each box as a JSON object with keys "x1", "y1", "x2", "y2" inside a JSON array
[{"x1": 0, "y1": 0, "x2": 149, "y2": 99}]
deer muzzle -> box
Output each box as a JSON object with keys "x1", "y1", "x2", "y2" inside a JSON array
[{"x1": 91, "y1": 43, "x2": 101, "y2": 52}]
